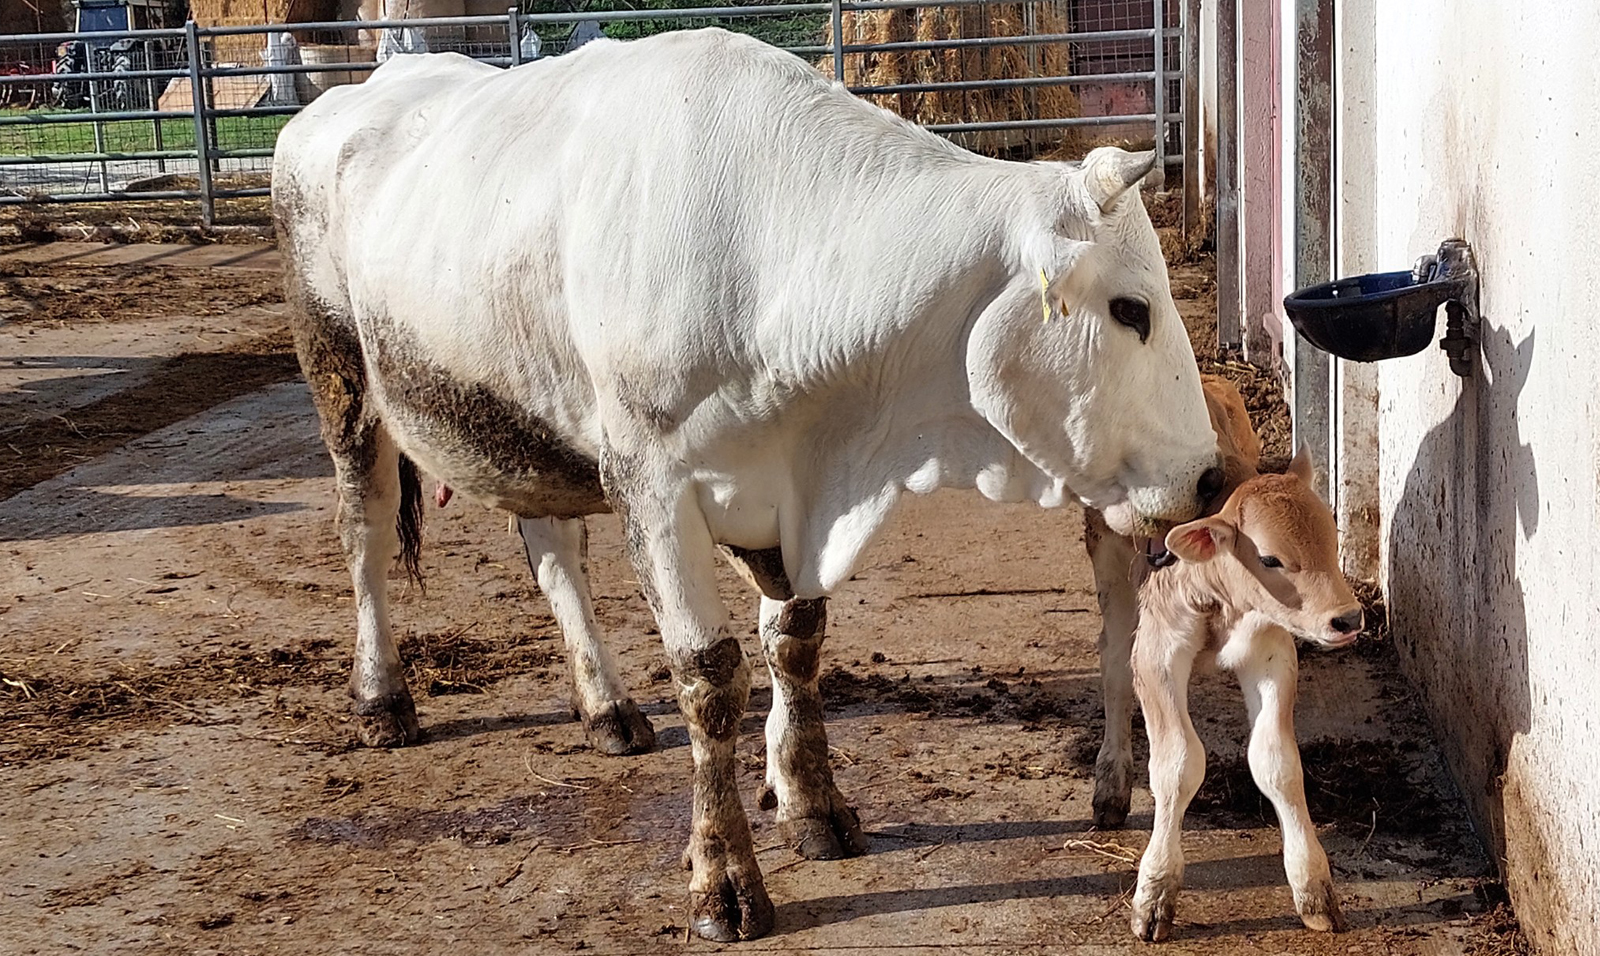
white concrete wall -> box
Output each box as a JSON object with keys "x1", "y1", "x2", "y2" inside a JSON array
[{"x1": 1335, "y1": 3, "x2": 1600, "y2": 951}]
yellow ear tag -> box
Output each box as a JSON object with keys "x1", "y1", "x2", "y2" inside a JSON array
[{"x1": 1039, "y1": 268, "x2": 1052, "y2": 324}]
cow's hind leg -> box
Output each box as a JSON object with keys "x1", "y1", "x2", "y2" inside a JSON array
[
  {"x1": 517, "y1": 515, "x2": 655, "y2": 755},
  {"x1": 1235, "y1": 627, "x2": 1345, "y2": 932},
  {"x1": 342, "y1": 435, "x2": 424, "y2": 746},
  {"x1": 756, "y1": 594, "x2": 866, "y2": 860},
  {"x1": 292, "y1": 309, "x2": 423, "y2": 748},
  {"x1": 605, "y1": 455, "x2": 772, "y2": 942}
]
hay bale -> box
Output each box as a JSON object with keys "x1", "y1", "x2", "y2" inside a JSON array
[{"x1": 824, "y1": 1, "x2": 1081, "y2": 156}]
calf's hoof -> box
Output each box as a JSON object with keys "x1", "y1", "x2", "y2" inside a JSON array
[
  {"x1": 1130, "y1": 882, "x2": 1178, "y2": 942},
  {"x1": 1092, "y1": 755, "x2": 1132, "y2": 829},
  {"x1": 582, "y1": 699, "x2": 656, "y2": 755},
  {"x1": 690, "y1": 869, "x2": 775, "y2": 942},
  {"x1": 1295, "y1": 880, "x2": 1347, "y2": 933},
  {"x1": 1091, "y1": 787, "x2": 1132, "y2": 830},
  {"x1": 352, "y1": 689, "x2": 422, "y2": 748}
]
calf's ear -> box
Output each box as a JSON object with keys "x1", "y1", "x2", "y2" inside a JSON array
[
  {"x1": 1287, "y1": 443, "x2": 1316, "y2": 484},
  {"x1": 1165, "y1": 517, "x2": 1234, "y2": 563}
]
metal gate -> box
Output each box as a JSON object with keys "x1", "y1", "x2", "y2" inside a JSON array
[{"x1": 1, "y1": 1, "x2": 1185, "y2": 225}]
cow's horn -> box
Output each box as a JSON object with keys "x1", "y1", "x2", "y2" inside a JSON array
[{"x1": 1084, "y1": 148, "x2": 1157, "y2": 213}]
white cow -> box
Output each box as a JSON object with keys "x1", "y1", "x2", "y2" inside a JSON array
[{"x1": 272, "y1": 29, "x2": 1222, "y2": 941}]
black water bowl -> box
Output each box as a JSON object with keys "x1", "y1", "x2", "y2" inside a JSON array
[{"x1": 1282, "y1": 271, "x2": 1466, "y2": 362}]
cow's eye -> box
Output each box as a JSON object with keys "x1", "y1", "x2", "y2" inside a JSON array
[
  {"x1": 1260, "y1": 555, "x2": 1283, "y2": 569},
  {"x1": 1109, "y1": 297, "x2": 1151, "y2": 343}
]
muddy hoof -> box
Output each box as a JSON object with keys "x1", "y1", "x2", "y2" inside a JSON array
[
  {"x1": 756, "y1": 782, "x2": 778, "y2": 811},
  {"x1": 1130, "y1": 881, "x2": 1178, "y2": 942},
  {"x1": 583, "y1": 699, "x2": 656, "y2": 755},
  {"x1": 352, "y1": 689, "x2": 422, "y2": 748},
  {"x1": 1092, "y1": 792, "x2": 1131, "y2": 830},
  {"x1": 690, "y1": 870, "x2": 775, "y2": 942},
  {"x1": 779, "y1": 803, "x2": 868, "y2": 860},
  {"x1": 1092, "y1": 756, "x2": 1132, "y2": 829},
  {"x1": 1296, "y1": 881, "x2": 1347, "y2": 933}
]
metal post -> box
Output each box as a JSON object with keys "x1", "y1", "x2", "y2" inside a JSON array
[
  {"x1": 1181, "y1": 0, "x2": 1201, "y2": 249},
  {"x1": 1150, "y1": 0, "x2": 1165, "y2": 188},
  {"x1": 184, "y1": 20, "x2": 215, "y2": 228},
  {"x1": 1292, "y1": 0, "x2": 1334, "y2": 496},
  {"x1": 84, "y1": 46, "x2": 110, "y2": 193},
  {"x1": 1215, "y1": 0, "x2": 1240, "y2": 352},
  {"x1": 507, "y1": 7, "x2": 521, "y2": 66},
  {"x1": 146, "y1": 39, "x2": 166, "y2": 173},
  {"x1": 831, "y1": 0, "x2": 844, "y2": 82}
]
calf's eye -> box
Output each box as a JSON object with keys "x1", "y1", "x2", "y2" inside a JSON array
[
  {"x1": 1109, "y1": 297, "x2": 1151, "y2": 343},
  {"x1": 1260, "y1": 555, "x2": 1283, "y2": 569}
]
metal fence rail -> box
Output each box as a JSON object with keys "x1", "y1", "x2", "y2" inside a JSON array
[{"x1": 0, "y1": 0, "x2": 1185, "y2": 226}]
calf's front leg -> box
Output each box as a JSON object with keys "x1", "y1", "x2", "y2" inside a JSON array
[
  {"x1": 1131, "y1": 636, "x2": 1204, "y2": 942},
  {"x1": 1234, "y1": 626, "x2": 1345, "y2": 932},
  {"x1": 757, "y1": 594, "x2": 867, "y2": 859},
  {"x1": 606, "y1": 460, "x2": 773, "y2": 942}
]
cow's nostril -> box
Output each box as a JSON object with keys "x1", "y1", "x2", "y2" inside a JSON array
[
  {"x1": 1196, "y1": 465, "x2": 1225, "y2": 505},
  {"x1": 1331, "y1": 610, "x2": 1364, "y2": 634}
]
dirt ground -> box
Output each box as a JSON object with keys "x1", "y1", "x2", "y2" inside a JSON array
[{"x1": 1, "y1": 238, "x2": 1519, "y2": 955}]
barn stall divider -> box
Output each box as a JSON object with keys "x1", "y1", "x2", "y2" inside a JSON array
[{"x1": 0, "y1": 0, "x2": 1186, "y2": 228}]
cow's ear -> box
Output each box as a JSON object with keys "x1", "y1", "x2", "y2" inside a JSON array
[
  {"x1": 1083, "y1": 147, "x2": 1157, "y2": 213},
  {"x1": 1165, "y1": 517, "x2": 1234, "y2": 563},
  {"x1": 1042, "y1": 239, "x2": 1107, "y2": 320},
  {"x1": 1287, "y1": 443, "x2": 1316, "y2": 484}
]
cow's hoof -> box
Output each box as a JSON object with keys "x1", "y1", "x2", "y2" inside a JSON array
[
  {"x1": 690, "y1": 869, "x2": 775, "y2": 942},
  {"x1": 779, "y1": 801, "x2": 868, "y2": 860},
  {"x1": 1295, "y1": 880, "x2": 1347, "y2": 933},
  {"x1": 582, "y1": 699, "x2": 656, "y2": 755},
  {"x1": 352, "y1": 689, "x2": 422, "y2": 748},
  {"x1": 1130, "y1": 882, "x2": 1178, "y2": 942}
]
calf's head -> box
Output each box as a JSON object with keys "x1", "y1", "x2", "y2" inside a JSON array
[
  {"x1": 1163, "y1": 447, "x2": 1364, "y2": 648},
  {"x1": 967, "y1": 146, "x2": 1221, "y2": 535}
]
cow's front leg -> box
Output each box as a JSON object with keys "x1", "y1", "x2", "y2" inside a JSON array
[
  {"x1": 1235, "y1": 626, "x2": 1345, "y2": 933},
  {"x1": 757, "y1": 595, "x2": 867, "y2": 860},
  {"x1": 1087, "y1": 511, "x2": 1141, "y2": 828},
  {"x1": 606, "y1": 462, "x2": 772, "y2": 942},
  {"x1": 1131, "y1": 635, "x2": 1203, "y2": 942},
  {"x1": 517, "y1": 516, "x2": 655, "y2": 755}
]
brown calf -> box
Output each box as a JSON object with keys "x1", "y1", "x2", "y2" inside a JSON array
[
  {"x1": 1085, "y1": 375, "x2": 1262, "y2": 829},
  {"x1": 1128, "y1": 447, "x2": 1363, "y2": 941}
]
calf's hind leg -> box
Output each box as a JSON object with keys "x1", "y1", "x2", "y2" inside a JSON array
[
  {"x1": 1087, "y1": 510, "x2": 1142, "y2": 828},
  {"x1": 517, "y1": 515, "x2": 656, "y2": 755}
]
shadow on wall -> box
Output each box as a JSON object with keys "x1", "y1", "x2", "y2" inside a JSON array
[{"x1": 1386, "y1": 324, "x2": 1535, "y2": 884}]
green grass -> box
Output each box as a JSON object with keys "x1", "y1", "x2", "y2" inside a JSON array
[{"x1": 0, "y1": 109, "x2": 290, "y2": 158}]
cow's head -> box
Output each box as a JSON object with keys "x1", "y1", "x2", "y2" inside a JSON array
[
  {"x1": 966, "y1": 146, "x2": 1220, "y2": 534},
  {"x1": 1164, "y1": 447, "x2": 1365, "y2": 648}
]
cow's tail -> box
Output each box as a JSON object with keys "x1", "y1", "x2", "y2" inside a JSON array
[{"x1": 397, "y1": 454, "x2": 425, "y2": 590}]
